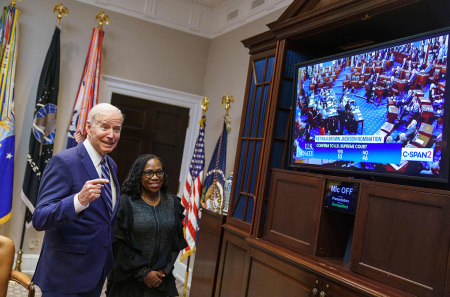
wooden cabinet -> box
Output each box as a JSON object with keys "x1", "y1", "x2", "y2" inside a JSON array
[
  {"x1": 216, "y1": 224, "x2": 413, "y2": 297},
  {"x1": 210, "y1": 1, "x2": 450, "y2": 296},
  {"x1": 216, "y1": 171, "x2": 446, "y2": 296},
  {"x1": 262, "y1": 170, "x2": 450, "y2": 296}
]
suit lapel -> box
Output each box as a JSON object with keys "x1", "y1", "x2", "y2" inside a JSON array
[{"x1": 77, "y1": 143, "x2": 100, "y2": 180}]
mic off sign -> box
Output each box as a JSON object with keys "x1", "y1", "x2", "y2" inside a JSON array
[{"x1": 324, "y1": 180, "x2": 359, "y2": 214}]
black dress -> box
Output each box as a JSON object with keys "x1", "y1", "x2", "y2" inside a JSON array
[{"x1": 106, "y1": 193, "x2": 187, "y2": 297}]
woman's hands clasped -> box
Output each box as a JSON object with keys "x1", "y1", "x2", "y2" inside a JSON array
[{"x1": 144, "y1": 270, "x2": 166, "y2": 288}]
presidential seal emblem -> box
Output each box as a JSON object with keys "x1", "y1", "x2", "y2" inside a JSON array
[{"x1": 32, "y1": 103, "x2": 57, "y2": 144}]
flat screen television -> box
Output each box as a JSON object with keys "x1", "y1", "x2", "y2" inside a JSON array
[{"x1": 290, "y1": 28, "x2": 449, "y2": 183}]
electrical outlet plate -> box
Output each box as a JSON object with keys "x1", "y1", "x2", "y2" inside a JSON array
[{"x1": 29, "y1": 238, "x2": 40, "y2": 249}]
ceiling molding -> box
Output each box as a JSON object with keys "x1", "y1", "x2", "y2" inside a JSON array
[{"x1": 76, "y1": 0, "x2": 293, "y2": 38}]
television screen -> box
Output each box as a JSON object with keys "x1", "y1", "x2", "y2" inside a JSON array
[{"x1": 290, "y1": 28, "x2": 449, "y2": 182}]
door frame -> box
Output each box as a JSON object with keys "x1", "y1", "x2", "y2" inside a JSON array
[{"x1": 101, "y1": 75, "x2": 203, "y2": 197}]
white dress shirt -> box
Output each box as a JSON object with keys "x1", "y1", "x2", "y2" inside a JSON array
[{"x1": 74, "y1": 140, "x2": 118, "y2": 213}]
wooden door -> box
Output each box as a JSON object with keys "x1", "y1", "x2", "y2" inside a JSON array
[{"x1": 110, "y1": 93, "x2": 189, "y2": 194}]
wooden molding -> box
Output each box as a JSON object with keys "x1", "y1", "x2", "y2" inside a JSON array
[
  {"x1": 241, "y1": 30, "x2": 277, "y2": 54},
  {"x1": 267, "y1": 0, "x2": 422, "y2": 40}
]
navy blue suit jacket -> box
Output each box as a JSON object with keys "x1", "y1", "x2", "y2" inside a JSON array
[{"x1": 32, "y1": 143, "x2": 120, "y2": 294}]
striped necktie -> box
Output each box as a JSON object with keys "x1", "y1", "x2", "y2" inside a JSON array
[{"x1": 101, "y1": 157, "x2": 113, "y2": 216}]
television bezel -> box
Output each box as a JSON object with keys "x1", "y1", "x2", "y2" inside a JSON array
[{"x1": 288, "y1": 27, "x2": 450, "y2": 184}]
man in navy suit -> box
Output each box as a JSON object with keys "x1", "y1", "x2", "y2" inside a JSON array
[{"x1": 32, "y1": 103, "x2": 124, "y2": 297}]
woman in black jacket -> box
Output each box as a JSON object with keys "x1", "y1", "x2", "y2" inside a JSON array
[{"x1": 107, "y1": 154, "x2": 187, "y2": 297}]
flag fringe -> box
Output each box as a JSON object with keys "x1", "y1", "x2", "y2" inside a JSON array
[
  {"x1": 180, "y1": 247, "x2": 195, "y2": 262},
  {"x1": 0, "y1": 210, "x2": 12, "y2": 225}
]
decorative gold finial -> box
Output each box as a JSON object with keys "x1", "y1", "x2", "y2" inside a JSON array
[
  {"x1": 221, "y1": 93, "x2": 234, "y2": 116},
  {"x1": 10, "y1": 0, "x2": 21, "y2": 8},
  {"x1": 53, "y1": 3, "x2": 68, "y2": 26},
  {"x1": 199, "y1": 96, "x2": 209, "y2": 129},
  {"x1": 201, "y1": 96, "x2": 209, "y2": 116},
  {"x1": 96, "y1": 11, "x2": 109, "y2": 30}
]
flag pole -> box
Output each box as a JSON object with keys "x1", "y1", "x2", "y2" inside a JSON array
[
  {"x1": 182, "y1": 97, "x2": 209, "y2": 297},
  {"x1": 182, "y1": 256, "x2": 191, "y2": 297},
  {"x1": 14, "y1": 212, "x2": 27, "y2": 271},
  {"x1": 219, "y1": 93, "x2": 233, "y2": 214}
]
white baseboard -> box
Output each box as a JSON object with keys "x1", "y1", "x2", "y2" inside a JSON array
[{"x1": 13, "y1": 253, "x2": 39, "y2": 275}]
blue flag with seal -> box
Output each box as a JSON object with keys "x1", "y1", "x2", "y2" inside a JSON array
[
  {"x1": 0, "y1": 6, "x2": 20, "y2": 225},
  {"x1": 201, "y1": 117, "x2": 229, "y2": 213}
]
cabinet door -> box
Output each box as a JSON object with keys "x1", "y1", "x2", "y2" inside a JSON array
[
  {"x1": 245, "y1": 243, "x2": 366, "y2": 297},
  {"x1": 246, "y1": 259, "x2": 314, "y2": 297},
  {"x1": 247, "y1": 242, "x2": 316, "y2": 297},
  {"x1": 351, "y1": 184, "x2": 450, "y2": 297},
  {"x1": 216, "y1": 229, "x2": 316, "y2": 297},
  {"x1": 264, "y1": 170, "x2": 324, "y2": 255},
  {"x1": 216, "y1": 232, "x2": 248, "y2": 297}
]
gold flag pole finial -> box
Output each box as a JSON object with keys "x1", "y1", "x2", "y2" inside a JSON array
[
  {"x1": 199, "y1": 96, "x2": 209, "y2": 128},
  {"x1": 201, "y1": 96, "x2": 209, "y2": 116},
  {"x1": 54, "y1": 3, "x2": 68, "y2": 26},
  {"x1": 96, "y1": 11, "x2": 109, "y2": 30},
  {"x1": 222, "y1": 93, "x2": 234, "y2": 116},
  {"x1": 9, "y1": 0, "x2": 21, "y2": 8},
  {"x1": 217, "y1": 93, "x2": 234, "y2": 214}
]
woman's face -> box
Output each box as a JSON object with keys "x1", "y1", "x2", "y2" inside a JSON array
[{"x1": 141, "y1": 158, "x2": 164, "y2": 194}]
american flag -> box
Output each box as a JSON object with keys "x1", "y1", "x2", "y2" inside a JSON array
[{"x1": 180, "y1": 117, "x2": 205, "y2": 261}]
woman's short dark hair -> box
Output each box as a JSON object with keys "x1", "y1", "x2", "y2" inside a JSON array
[{"x1": 122, "y1": 154, "x2": 169, "y2": 198}]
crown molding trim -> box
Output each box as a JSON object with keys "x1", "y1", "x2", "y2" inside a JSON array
[{"x1": 76, "y1": 0, "x2": 293, "y2": 38}]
